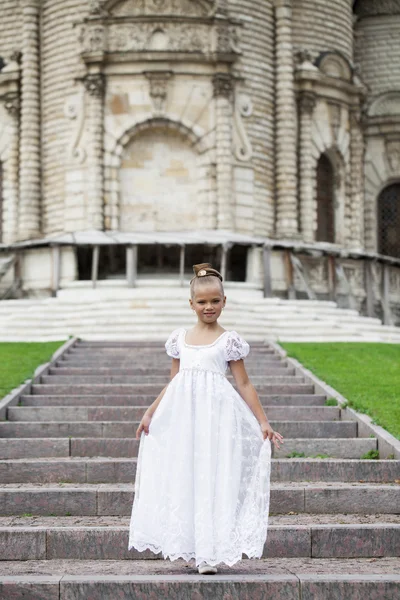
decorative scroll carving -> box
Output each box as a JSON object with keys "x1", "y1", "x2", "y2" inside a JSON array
[
  {"x1": 233, "y1": 93, "x2": 252, "y2": 162},
  {"x1": 368, "y1": 92, "x2": 400, "y2": 117},
  {"x1": 64, "y1": 91, "x2": 86, "y2": 164},
  {"x1": 84, "y1": 73, "x2": 105, "y2": 97},
  {"x1": 107, "y1": 22, "x2": 210, "y2": 53},
  {"x1": 3, "y1": 92, "x2": 20, "y2": 116},
  {"x1": 145, "y1": 71, "x2": 172, "y2": 112},
  {"x1": 385, "y1": 138, "x2": 400, "y2": 173},
  {"x1": 299, "y1": 91, "x2": 316, "y2": 115},
  {"x1": 213, "y1": 73, "x2": 233, "y2": 98},
  {"x1": 78, "y1": 23, "x2": 106, "y2": 54},
  {"x1": 109, "y1": 0, "x2": 215, "y2": 17}
]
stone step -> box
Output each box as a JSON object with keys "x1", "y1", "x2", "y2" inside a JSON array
[
  {"x1": 1, "y1": 560, "x2": 400, "y2": 600},
  {"x1": 1, "y1": 457, "x2": 397, "y2": 484},
  {"x1": 39, "y1": 374, "x2": 306, "y2": 385},
  {"x1": 67, "y1": 348, "x2": 278, "y2": 357},
  {"x1": 1, "y1": 519, "x2": 399, "y2": 560},
  {"x1": 1, "y1": 483, "x2": 398, "y2": 516},
  {"x1": 0, "y1": 436, "x2": 372, "y2": 459},
  {"x1": 20, "y1": 394, "x2": 327, "y2": 407},
  {"x1": 8, "y1": 405, "x2": 340, "y2": 422},
  {"x1": 49, "y1": 366, "x2": 296, "y2": 376},
  {"x1": 31, "y1": 383, "x2": 316, "y2": 395},
  {"x1": 274, "y1": 438, "x2": 377, "y2": 460},
  {"x1": 0, "y1": 421, "x2": 355, "y2": 439}
]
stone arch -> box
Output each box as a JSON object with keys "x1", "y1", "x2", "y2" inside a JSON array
[
  {"x1": 104, "y1": 117, "x2": 214, "y2": 232},
  {"x1": 377, "y1": 182, "x2": 400, "y2": 258},
  {"x1": 316, "y1": 51, "x2": 353, "y2": 82}
]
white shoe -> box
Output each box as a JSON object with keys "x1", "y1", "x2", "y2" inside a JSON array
[{"x1": 198, "y1": 562, "x2": 218, "y2": 574}]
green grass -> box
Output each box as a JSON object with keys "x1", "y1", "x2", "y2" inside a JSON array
[
  {"x1": 0, "y1": 342, "x2": 65, "y2": 401},
  {"x1": 281, "y1": 343, "x2": 400, "y2": 440}
]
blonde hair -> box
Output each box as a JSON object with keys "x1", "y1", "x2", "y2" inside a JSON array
[{"x1": 190, "y1": 263, "x2": 224, "y2": 298}]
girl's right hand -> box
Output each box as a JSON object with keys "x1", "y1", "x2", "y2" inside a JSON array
[{"x1": 136, "y1": 412, "x2": 152, "y2": 439}]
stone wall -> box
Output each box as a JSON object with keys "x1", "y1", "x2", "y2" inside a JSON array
[
  {"x1": 0, "y1": 1, "x2": 22, "y2": 59},
  {"x1": 292, "y1": 0, "x2": 353, "y2": 60}
]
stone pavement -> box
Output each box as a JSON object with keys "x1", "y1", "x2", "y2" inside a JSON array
[{"x1": 0, "y1": 339, "x2": 399, "y2": 599}]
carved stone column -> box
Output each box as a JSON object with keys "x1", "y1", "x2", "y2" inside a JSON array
[
  {"x1": 298, "y1": 91, "x2": 316, "y2": 243},
  {"x1": 349, "y1": 106, "x2": 365, "y2": 249},
  {"x1": 2, "y1": 94, "x2": 20, "y2": 243},
  {"x1": 274, "y1": 0, "x2": 298, "y2": 238},
  {"x1": 18, "y1": 0, "x2": 41, "y2": 240},
  {"x1": 213, "y1": 72, "x2": 234, "y2": 231},
  {"x1": 84, "y1": 73, "x2": 105, "y2": 230}
]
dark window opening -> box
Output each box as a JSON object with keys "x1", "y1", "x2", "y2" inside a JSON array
[
  {"x1": 316, "y1": 154, "x2": 335, "y2": 243},
  {"x1": 378, "y1": 183, "x2": 400, "y2": 259},
  {"x1": 0, "y1": 162, "x2": 3, "y2": 244}
]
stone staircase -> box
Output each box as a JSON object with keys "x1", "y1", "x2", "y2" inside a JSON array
[
  {"x1": 0, "y1": 339, "x2": 399, "y2": 598},
  {"x1": 1, "y1": 289, "x2": 400, "y2": 342}
]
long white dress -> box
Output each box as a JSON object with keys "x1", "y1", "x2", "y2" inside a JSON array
[{"x1": 128, "y1": 328, "x2": 271, "y2": 567}]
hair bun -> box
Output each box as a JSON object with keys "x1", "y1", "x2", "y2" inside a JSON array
[{"x1": 192, "y1": 263, "x2": 223, "y2": 281}]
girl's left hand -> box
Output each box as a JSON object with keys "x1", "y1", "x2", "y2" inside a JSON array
[{"x1": 260, "y1": 421, "x2": 284, "y2": 449}]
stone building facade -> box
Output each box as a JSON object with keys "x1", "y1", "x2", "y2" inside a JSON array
[{"x1": 0, "y1": 0, "x2": 399, "y2": 318}]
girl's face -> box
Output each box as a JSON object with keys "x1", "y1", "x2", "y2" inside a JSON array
[{"x1": 189, "y1": 282, "x2": 226, "y2": 324}]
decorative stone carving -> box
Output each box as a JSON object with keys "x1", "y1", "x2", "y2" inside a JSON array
[
  {"x1": 233, "y1": 94, "x2": 253, "y2": 162},
  {"x1": 108, "y1": 0, "x2": 215, "y2": 17},
  {"x1": 385, "y1": 138, "x2": 400, "y2": 173},
  {"x1": 84, "y1": 73, "x2": 105, "y2": 97},
  {"x1": 295, "y1": 49, "x2": 313, "y2": 65},
  {"x1": 3, "y1": 92, "x2": 20, "y2": 116},
  {"x1": 317, "y1": 52, "x2": 352, "y2": 82},
  {"x1": 145, "y1": 71, "x2": 172, "y2": 113},
  {"x1": 299, "y1": 91, "x2": 316, "y2": 115},
  {"x1": 64, "y1": 92, "x2": 86, "y2": 164},
  {"x1": 107, "y1": 22, "x2": 210, "y2": 53},
  {"x1": 212, "y1": 73, "x2": 233, "y2": 98},
  {"x1": 368, "y1": 92, "x2": 400, "y2": 117},
  {"x1": 78, "y1": 24, "x2": 106, "y2": 54}
]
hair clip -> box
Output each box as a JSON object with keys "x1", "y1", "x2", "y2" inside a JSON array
[{"x1": 197, "y1": 269, "x2": 207, "y2": 277}]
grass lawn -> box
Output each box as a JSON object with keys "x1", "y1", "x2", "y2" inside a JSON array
[
  {"x1": 0, "y1": 342, "x2": 66, "y2": 400},
  {"x1": 280, "y1": 343, "x2": 400, "y2": 440}
]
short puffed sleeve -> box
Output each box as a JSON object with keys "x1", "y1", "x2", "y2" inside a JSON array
[
  {"x1": 224, "y1": 330, "x2": 250, "y2": 362},
  {"x1": 165, "y1": 328, "x2": 183, "y2": 359}
]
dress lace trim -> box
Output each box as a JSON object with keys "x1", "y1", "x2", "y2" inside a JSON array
[{"x1": 224, "y1": 330, "x2": 250, "y2": 362}]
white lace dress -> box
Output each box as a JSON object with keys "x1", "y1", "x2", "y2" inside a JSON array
[{"x1": 128, "y1": 328, "x2": 271, "y2": 567}]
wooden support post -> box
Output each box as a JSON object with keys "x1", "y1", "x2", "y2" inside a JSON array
[
  {"x1": 327, "y1": 255, "x2": 336, "y2": 302},
  {"x1": 263, "y1": 245, "x2": 273, "y2": 298},
  {"x1": 382, "y1": 262, "x2": 392, "y2": 326},
  {"x1": 365, "y1": 260, "x2": 374, "y2": 318},
  {"x1": 91, "y1": 245, "x2": 100, "y2": 289},
  {"x1": 127, "y1": 245, "x2": 138, "y2": 288},
  {"x1": 179, "y1": 245, "x2": 185, "y2": 287},
  {"x1": 51, "y1": 245, "x2": 61, "y2": 297},
  {"x1": 284, "y1": 249, "x2": 296, "y2": 299}
]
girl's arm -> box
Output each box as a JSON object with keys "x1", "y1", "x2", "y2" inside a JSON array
[
  {"x1": 229, "y1": 359, "x2": 284, "y2": 449},
  {"x1": 136, "y1": 358, "x2": 180, "y2": 438}
]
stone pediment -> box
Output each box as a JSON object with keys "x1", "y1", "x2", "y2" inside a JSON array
[
  {"x1": 368, "y1": 92, "x2": 400, "y2": 117},
  {"x1": 316, "y1": 52, "x2": 352, "y2": 82},
  {"x1": 104, "y1": 0, "x2": 216, "y2": 17}
]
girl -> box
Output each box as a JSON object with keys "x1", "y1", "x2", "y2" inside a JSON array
[{"x1": 128, "y1": 262, "x2": 283, "y2": 574}]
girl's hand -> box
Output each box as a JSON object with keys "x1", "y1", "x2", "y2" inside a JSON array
[
  {"x1": 136, "y1": 412, "x2": 152, "y2": 439},
  {"x1": 260, "y1": 421, "x2": 284, "y2": 449}
]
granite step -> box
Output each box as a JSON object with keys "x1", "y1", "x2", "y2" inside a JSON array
[
  {"x1": 1, "y1": 518, "x2": 399, "y2": 560},
  {"x1": 19, "y1": 394, "x2": 328, "y2": 407},
  {"x1": 0, "y1": 436, "x2": 375, "y2": 459},
  {"x1": 7, "y1": 406, "x2": 341, "y2": 422},
  {"x1": 31, "y1": 383, "x2": 316, "y2": 395},
  {"x1": 58, "y1": 356, "x2": 285, "y2": 366},
  {"x1": 1, "y1": 559, "x2": 400, "y2": 600},
  {"x1": 0, "y1": 420, "x2": 356, "y2": 439},
  {"x1": 1, "y1": 457, "x2": 397, "y2": 484},
  {"x1": 0, "y1": 482, "x2": 398, "y2": 516},
  {"x1": 39, "y1": 375, "x2": 306, "y2": 385}
]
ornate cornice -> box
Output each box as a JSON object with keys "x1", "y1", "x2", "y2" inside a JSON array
[{"x1": 354, "y1": 0, "x2": 400, "y2": 17}]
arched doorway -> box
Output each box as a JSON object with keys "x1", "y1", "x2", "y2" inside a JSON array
[
  {"x1": 119, "y1": 127, "x2": 200, "y2": 232},
  {"x1": 378, "y1": 183, "x2": 400, "y2": 258},
  {"x1": 316, "y1": 153, "x2": 335, "y2": 243}
]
